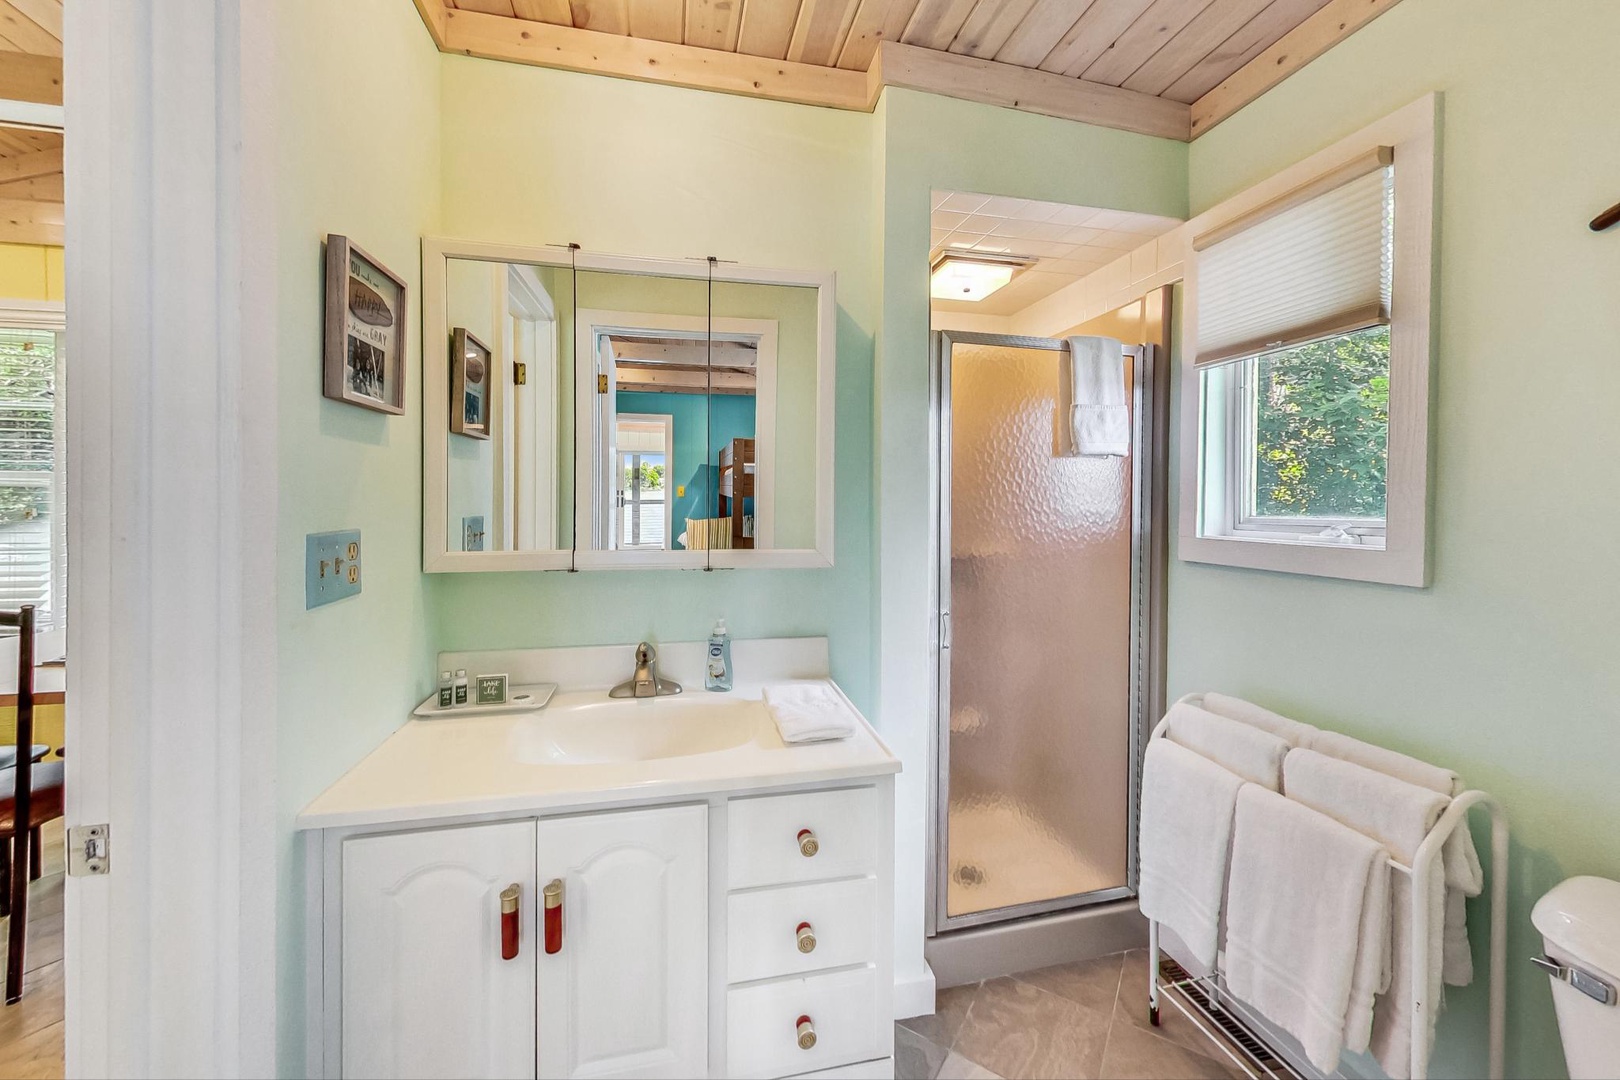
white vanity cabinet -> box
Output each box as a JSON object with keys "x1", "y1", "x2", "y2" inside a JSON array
[
  {"x1": 340, "y1": 820, "x2": 539, "y2": 1080},
  {"x1": 313, "y1": 779, "x2": 895, "y2": 1080}
]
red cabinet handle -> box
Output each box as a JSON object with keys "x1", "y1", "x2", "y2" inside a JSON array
[
  {"x1": 500, "y1": 884, "x2": 520, "y2": 961},
  {"x1": 797, "y1": 829, "x2": 819, "y2": 857},
  {"x1": 796, "y1": 1015, "x2": 817, "y2": 1050},
  {"x1": 796, "y1": 922, "x2": 817, "y2": 953},
  {"x1": 544, "y1": 878, "x2": 564, "y2": 955}
]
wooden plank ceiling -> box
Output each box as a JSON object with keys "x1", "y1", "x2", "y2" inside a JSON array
[
  {"x1": 0, "y1": 0, "x2": 64, "y2": 246},
  {"x1": 429, "y1": 0, "x2": 1404, "y2": 139}
]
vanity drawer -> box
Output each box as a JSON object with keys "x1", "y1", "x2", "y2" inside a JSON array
[
  {"x1": 728, "y1": 877, "x2": 878, "y2": 983},
  {"x1": 728, "y1": 786, "x2": 880, "y2": 888},
  {"x1": 727, "y1": 965, "x2": 885, "y2": 1079}
]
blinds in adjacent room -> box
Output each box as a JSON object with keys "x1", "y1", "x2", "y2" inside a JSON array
[
  {"x1": 0, "y1": 327, "x2": 60, "y2": 624},
  {"x1": 1194, "y1": 147, "x2": 1395, "y2": 367}
]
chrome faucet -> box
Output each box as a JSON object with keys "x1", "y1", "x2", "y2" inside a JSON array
[{"x1": 609, "y1": 641, "x2": 683, "y2": 698}]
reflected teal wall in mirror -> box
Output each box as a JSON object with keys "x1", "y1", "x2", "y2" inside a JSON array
[{"x1": 615, "y1": 390, "x2": 754, "y2": 550}]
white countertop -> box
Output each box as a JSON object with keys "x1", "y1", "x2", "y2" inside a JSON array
[{"x1": 297, "y1": 679, "x2": 899, "y2": 831}]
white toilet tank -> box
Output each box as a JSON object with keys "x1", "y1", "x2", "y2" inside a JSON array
[{"x1": 1532, "y1": 876, "x2": 1620, "y2": 1079}]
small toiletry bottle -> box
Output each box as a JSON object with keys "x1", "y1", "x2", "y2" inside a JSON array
[
  {"x1": 438, "y1": 671, "x2": 454, "y2": 709},
  {"x1": 454, "y1": 669, "x2": 469, "y2": 706},
  {"x1": 706, "y1": 619, "x2": 733, "y2": 692}
]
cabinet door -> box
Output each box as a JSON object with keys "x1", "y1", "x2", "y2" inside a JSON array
[
  {"x1": 537, "y1": 804, "x2": 708, "y2": 1079},
  {"x1": 342, "y1": 821, "x2": 537, "y2": 1079}
]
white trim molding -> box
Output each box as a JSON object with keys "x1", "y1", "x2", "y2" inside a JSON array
[
  {"x1": 1178, "y1": 95, "x2": 1438, "y2": 588},
  {"x1": 65, "y1": 0, "x2": 279, "y2": 1075}
]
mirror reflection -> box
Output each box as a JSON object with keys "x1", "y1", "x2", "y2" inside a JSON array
[
  {"x1": 444, "y1": 258, "x2": 574, "y2": 553},
  {"x1": 577, "y1": 273, "x2": 820, "y2": 554}
]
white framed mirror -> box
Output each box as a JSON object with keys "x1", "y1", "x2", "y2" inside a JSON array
[{"x1": 423, "y1": 239, "x2": 836, "y2": 572}]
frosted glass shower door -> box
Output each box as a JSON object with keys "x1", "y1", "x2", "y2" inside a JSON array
[{"x1": 936, "y1": 334, "x2": 1142, "y2": 928}]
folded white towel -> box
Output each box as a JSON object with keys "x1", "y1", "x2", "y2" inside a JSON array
[
  {"x1": 1161, "y1": 701, "x2": 1289, "y2": 790},
  {"x1": 1226, "y1": 786, "x2": 1392, "y2": 1073},
  {"x1": 761, "y1": 682, "x2": 856, "y2": 743},
  {"x1": 1307, "y1": 728, "x2": 1483, "y2": 986},
  {"x1": 1066, "y1": 335, "x2": 1129, "y2": 456},
  {"x1": 1203, "y1": 692, "x2": 1319, "y2": 747},
  {"x1": 1284, "y1": 749, "x2": 1449, "y2": 1070},
  {"x1": 1139, "y1": 739, "x2": 1245, "y2": 970}
]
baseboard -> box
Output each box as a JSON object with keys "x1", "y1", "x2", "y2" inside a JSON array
[
  {"x1": 892, "y1": 962, "x2": 937, "y2": 1019},
  {"x1": 925, "y1": 899, "x2": 1147, "y2": 989}
]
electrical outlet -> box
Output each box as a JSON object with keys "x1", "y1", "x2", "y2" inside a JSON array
[{"x1": 306, "y1": 530, "x2": 361, "y2": 609}]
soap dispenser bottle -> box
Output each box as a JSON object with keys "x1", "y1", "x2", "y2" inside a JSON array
[{"x1": 706, "y1": 619, "x2": 733, "y2": 692}]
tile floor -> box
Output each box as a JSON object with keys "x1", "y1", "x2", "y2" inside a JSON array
[
  {"x1": 896, "y1": 949, "x2": 1246, "y2": 1080},
  {"x1": 0, "y1": 817, "x2": 66, "y2": 1080}
]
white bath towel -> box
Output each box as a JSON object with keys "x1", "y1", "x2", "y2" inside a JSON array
[
  {"x1": 1226, "y1": 786, "x2": 1391, "y2": 1073},
  {"x1": 1284, "y1": 749, "x2": 1449, "y2": 1071},
  {"x1": 1139, "y1": 739, "x2": 1246, "y2": 970},
  {"x1": 1161, "y1": 701, "x2": 1289, "y2": 790},
  {"x1": 761, "y1": 682, "x2": 856, "y2": 743},
  {"x1": 1307, "y1": 729, "x2": 1483, "y2": 986},
  {"x1": 1066, "y1": 335, "x2": 1129, "y2": 456},
  {"x1": 1203, "y1": 692, "x2": 1319, "y2": 747}
]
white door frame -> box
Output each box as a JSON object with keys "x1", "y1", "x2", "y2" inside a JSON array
[
  {"x1": 66, "y1": 1, "x2": 278, "y2": 1075},
  {"x1": 613, "y1": 413, "x2": 674, "y2": 551}
]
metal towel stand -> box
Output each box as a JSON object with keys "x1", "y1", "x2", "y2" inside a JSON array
[{"x1": 1144, "y1": 693, "x2": 1508, "y2": 1080}]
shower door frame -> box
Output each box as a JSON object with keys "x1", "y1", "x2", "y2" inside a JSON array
[{"x1": 927, "y1": 330, "x2": 1163, "y2": 935}]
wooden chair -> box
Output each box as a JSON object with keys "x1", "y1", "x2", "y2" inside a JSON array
[{"x1": 0, "y1": 605, "x2": 58, "y2": 1004}]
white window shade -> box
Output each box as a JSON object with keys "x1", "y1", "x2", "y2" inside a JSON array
[
  {"x1": 1195, "y1": 149, "x2": 1394, "y2": 367},
  {"x1": 0, "y1": 327, "x2": 59, "y2": 624}
]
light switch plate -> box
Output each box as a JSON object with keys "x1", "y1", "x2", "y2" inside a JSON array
[
  {"x1": 306, "y1": 529, "x2": 361, "y2": 609},
  {"x1": 463, "y1": 516, "x2": 486, "y2": 552}
]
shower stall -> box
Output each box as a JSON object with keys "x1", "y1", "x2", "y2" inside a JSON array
[{"x1": 929, "y1": 330, "x2": 1164, "y2": 935}]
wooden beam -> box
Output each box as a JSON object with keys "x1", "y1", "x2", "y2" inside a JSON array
[
  {"x1": 0, "y1": 195, "x2": 61, "y2": 244},
  {"x1": 0, "y1": 52, "x2": 61, "y2": 106},
  {"x1": 412, "y1": 0, "x2": 450, "y2": 48},
  {"x1": 442, "y1": 7, "x2": 872, "y2": 109},
  {"x1": 616, "y1": 365, "x2": 757, "y2": 391},
  {"x1": 873, "y1": 41, "x2": 1192, "y2": 140},
  {"x1": 0, "y1": 145, "x2": 60, "y2": 183},
  {"x1": 1190, "y1": 0, "x2": 1405, "y2": 138},
  {"x1": 0, "y1": 172, "x2": 62, "y2": 201}
]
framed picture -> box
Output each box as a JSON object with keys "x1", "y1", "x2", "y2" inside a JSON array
[
  {"x1": 323, "y1": 235, "x2": 407, "y2": 414},
  {"x1": 451, "y1": 326, "x2": 492, "y2": 439}
]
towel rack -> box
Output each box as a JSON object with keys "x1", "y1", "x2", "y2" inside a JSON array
[{"x1": 1144, "y1": 693, "x2": 1508, "y2": 1080}]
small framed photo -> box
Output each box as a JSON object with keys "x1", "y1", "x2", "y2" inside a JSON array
[
  {"x1": 451, "y1": 327, "x2": 492, "y2": 439},
  {"x1": 323, "y1": 235, "x2": 407, "y2": 414},
  {"x1": 475, "y1": 674, "x2": 509, "y2": 706}
]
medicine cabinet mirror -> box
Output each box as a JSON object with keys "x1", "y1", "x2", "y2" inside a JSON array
[{"x1": 423, "y1": 239, "x2": 835, "y2": 572}]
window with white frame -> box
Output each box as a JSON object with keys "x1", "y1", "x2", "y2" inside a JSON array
[
  {"x1": 1180, "y1": 97, "x2": 1436, "y2": 587},
  {"x1": 0, "y1": 313, "x2": 65, "y2": 628}
]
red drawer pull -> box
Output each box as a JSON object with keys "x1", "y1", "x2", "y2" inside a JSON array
[
  {"x1": 797, "y1": 829, "x2": 819, "y2": 857},
  {"x1": 544, "y1": 878, "x2": 564, "y2": 955},
  {"x1": 796, "y1": 1015, "x2": 816, "y2": 1050},
  {"x1": 500, "y1": 884, "x2": 520, "y2": 961}
]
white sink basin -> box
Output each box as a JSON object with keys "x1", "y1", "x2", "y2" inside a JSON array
[{"x1": 511, "y1": 695, "x2": 765, "y2": 765}]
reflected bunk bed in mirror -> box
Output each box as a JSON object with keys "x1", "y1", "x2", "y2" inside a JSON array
[{"x1": 715, "y1": 437, "x2": 755, "y2": 550}]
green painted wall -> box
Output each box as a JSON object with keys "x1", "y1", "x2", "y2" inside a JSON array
[
  {"x1": 875, "y1": 86, "x2": 1190, "y2": 993},
  {"x1": 432, "y1": 56, "x2": 880, "y2": 716},
  {"x1": 1177, "y1": 2, "x2": 1620, "y2": 1076},
  {"x1": 273, "y1": 0, "x2": 441, "y2": 1073}
]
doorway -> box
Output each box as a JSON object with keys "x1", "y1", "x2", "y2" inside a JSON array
[
  {"x1": 930, "y1": 330, "x2": 1160, "y2": 934},
  {"x1": 614, "y1": 414, "x2": 673, "y2": 550}
]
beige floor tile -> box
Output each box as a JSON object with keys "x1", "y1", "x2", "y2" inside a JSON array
[
  {"x1": 899, "y1": 981, "x2": 979, "y2": 1048},
  {"x1": 936, "y1": 1050, "x2": 1003, "y2": 1080},
  {"x1": 1099, "y1": 1011, "x2": 1245, "y2": 1080},
  {"x1": 952, "y1": 976, "x2": 1111, "y2": 1080},
  {"x1": 896, "y1": 1022, "x2": 952, "y2": 1080},
  {"x1": 1012, "y1": 951, "x2": 1127, "y2": 1016},
  {"x1": 0, "y1": 1018, "x2": 62, "y2": 1080},
  {"x1": 1117, "y1": 949, "x2": 1244, "y2": 1063}
]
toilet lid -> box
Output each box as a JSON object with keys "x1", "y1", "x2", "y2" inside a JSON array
[{"x1": 1533, "y1": 876, "x2": 1620, "y2": 979}]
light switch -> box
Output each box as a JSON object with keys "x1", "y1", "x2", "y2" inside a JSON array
[
  {"x1": 306, "y1": 529, "x2": 362, "y2": 609},
  {"x1": 676, "y1": 485, "x2": 686, "y2": 498}
]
